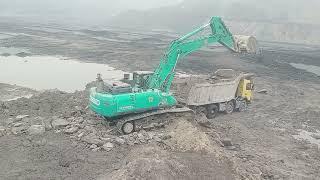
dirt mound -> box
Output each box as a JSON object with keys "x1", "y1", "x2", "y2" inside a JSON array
[
  {"x1": 100, "y1": 146, "x2": 235, "y2": 180},
  {"x1": 166, "y1": 119, "x2": 220, "y2": 154},
  {"x1": 100, "y1": 123, "x2": 236, "y2": 180},
  {"x1": 0, "y1": 90, "x2": 88, "y2": 119},
  {"x1": 97, "y1": 118, "x2": 237, "y2": 180}
]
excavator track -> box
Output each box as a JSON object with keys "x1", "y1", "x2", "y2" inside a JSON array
[{"x1": 116, "y1": 107, "x2": 193, "y2": 134}]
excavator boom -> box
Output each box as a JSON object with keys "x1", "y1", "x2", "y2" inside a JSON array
[{"x1": 146, "y1": 17, "x2": 236, "y2": 92}]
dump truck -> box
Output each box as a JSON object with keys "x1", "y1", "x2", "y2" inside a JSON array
[{"x1": 175, "y1": 69, "x2": 254, "y2": 119}]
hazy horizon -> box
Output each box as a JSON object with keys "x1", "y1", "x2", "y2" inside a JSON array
[
  {"x1": 0, "y1": 0, "x2": 182, "y2": 24},
  {"x1": 0, "y1": 0, "x2": 319, "y2": 28}
]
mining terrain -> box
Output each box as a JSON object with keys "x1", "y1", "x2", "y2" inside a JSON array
[{"x1": 0, "y1": 21, "x2": 320, "y2": 180}]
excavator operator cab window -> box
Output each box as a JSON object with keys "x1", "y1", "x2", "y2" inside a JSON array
[
  {"x1": 133, "y1": 71, "x2": 154, "y2": 88},
  {"x1": 246, "y1": 83, "x2": 254, "y2": 91}
]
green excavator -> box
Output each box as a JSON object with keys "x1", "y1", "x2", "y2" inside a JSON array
[{"x1": 90, "y1": 17, "x2": 245, "y2": 134}]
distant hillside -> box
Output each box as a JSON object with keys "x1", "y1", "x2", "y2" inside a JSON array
[
  {"x1": 110, "y1": 0, "x2": 320, "y2": 44},
  {"x1": 0, "y1": 0, "x2": 183, "y2": 26}
]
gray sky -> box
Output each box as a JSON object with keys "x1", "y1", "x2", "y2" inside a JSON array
[
  {"x1": 0, "y1": 0, "x2": 183, "y2": 25},
  {"x1": 0, "y1": 0, "x2": 183, "y2": 15},
  {"x1": 0, "y1": 0, "x2": 319, "y2": 26}
]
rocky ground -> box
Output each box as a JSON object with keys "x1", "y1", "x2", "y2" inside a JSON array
[
  {"x1": 0, "y1": 83, "x2": 36, "y2": 102},
  {"x1": 1, "y1": 21, "x2": 320, "y2": 179}
]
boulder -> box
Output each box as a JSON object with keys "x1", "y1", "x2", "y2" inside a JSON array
[
  {"x1": 82, "y1": 134, "x2": 103, "y2": 146},
  {"x1": 92, "y1": 147, "x2": 101, "y2": 152},
  {"x1": 75, "y1": 117, "x2": 84, "y2": 124},
  {"x1": 153, "y1": 135, "x2": 162, "y2": 142},
  {"x1": 86, "y1": 119, "x2": 99, "y2": 125},
  {"x1": 42, "y1": 118, "x2": 53, "y2": 131},
  {"x1": 195, "y1": 113, "x2": 211, "y2": 127},
  {"x1": 257, "y1": 89, "x2": 268, "y2": 94},
  {"x1": 11, "y1": 126, "x2": 27, "y2": 135},
  {"x1": 102, "y1": 142, "x2": 114, "y2": 152},
  {"x1": 311, "y1": 134, "x2": 320, "y2": 140},
  {"x1": 77, "y1": 132, "x2": 85, "y2": 138},
  {"x1": 64, "y1": 126, "x2": 79, "y2": 134},
  {"x1": 29, "y1": 117, "x2": 44, "y2": 125},
  {"x1": 0, "y1": 126, "x2": 6, "y2": 137},
  {"x1": 15, "y1": 115, "x2": 29, "y2": 121},
  {"x1": 52, "y1": 118, "x2": 70, "y2": 129},
  {"x1": 28, "y1": 125, "x2": 45, "y2": 135},
  {"x1": 114, "y1": 137, "x2": 126, "y2": 145},
  {"x1": 221, "y1": 138, "x2": 233, "y2": 147},
  {"x1": 90, "y1": 144, "x2": 98, "y2": 149},
  {"x1": 13, "y1": 123, "x2": 23, "y2": 127}
]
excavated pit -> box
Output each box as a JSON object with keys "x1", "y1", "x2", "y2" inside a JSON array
[{"x1": 1, "y1": 21, "x2": 320, "y2": 179}]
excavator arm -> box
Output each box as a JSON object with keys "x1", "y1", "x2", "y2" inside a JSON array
[{"x1": 146, "y1": 17, "x2": 237, "y2": 92}]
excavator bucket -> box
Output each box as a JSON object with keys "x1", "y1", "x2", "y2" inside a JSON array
[{"x1": 233, "y1": 35, "x2": 258, "y2": 54}]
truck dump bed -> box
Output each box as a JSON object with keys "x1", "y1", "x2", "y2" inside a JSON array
[{"x1": 173, "y1": 69, "x2": 252, "y2": 106}]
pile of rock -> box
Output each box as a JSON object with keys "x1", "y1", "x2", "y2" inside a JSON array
[
  {"x1": 1, "y1": 115, "x2": 78, "y2": 137},
  {"x1": 3, "y1": 115, "x2": 47, "y2": 136},
  {"x1": 78, "y1": 129, "x2": 172, "y2": 152},
  {"x1": 1, "y1": 114, "x2": 173, "y2": 153}
]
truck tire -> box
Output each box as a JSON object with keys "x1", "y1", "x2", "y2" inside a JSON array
[
  {"x1": 225, "y1": 101, "x2": 234, "y2": 114},
  {"x1": 206, "y1": 104, "x2": 218, "y2": 119},
  {"x1": 238, "y1": 100, "x2": 247, "y2": 112},
  {"x1": 121, "y1": 121, "x2": 135, "y2": 134}
]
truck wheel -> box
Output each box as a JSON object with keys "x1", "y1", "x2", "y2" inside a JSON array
[
  {"x1": 206, "y1": 104, "x2": 218, "y2": 119},
  {"x1": 238, "y1": 101, "x2": 247, "y2": 112},
  {"x1": 122, "y1": 121, "x2": 135, "y2": 134},
  {"x1": 195, "y1": 106, "x2": 206, "y2": 114},
  {"x1": 225, "y1": 101, "x2": 234, "y2": 114}
]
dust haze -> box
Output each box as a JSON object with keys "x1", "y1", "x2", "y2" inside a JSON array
[
  {"x1": 0, "y1": 0, "x2": 319, "y2": 26},
  {"x1": 0, "y1": 0, "x2": 182, "y2": 24}
]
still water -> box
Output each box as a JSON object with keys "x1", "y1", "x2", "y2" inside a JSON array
[
  {"x1": 0, "y1": 56, "x2": 125, "y2": 92},
  {"x1": 290, "y1": 63, "x2": 320, "y2": 76}
]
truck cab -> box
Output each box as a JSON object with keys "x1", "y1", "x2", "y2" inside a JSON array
[{"x1": 237, "y1": 77, "x2": 254, "y2": 102}]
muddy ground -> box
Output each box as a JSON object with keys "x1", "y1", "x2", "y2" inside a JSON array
[{"x1": 0, "y1": 21, "x2": 320, "y2": 180}]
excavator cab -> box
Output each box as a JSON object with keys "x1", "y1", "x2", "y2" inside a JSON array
[
  {"x1": 122, "y1": 71, "x2": 154, "y2": 89},
  {"x1": 132, "y1": 71, "x2": 154, "y2": 89}
]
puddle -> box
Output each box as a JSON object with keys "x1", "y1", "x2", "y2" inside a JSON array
[
  {"x1": 5, "y1": 94, "x2": 34, "y2": 101},
  {"x1": 176, "y1": 72, "x2": 192, "y2": 78},
  {"x1": 26, "y1": 27, "x2": 68, "y2": 33},
  {"x1": 290, "y1": 63, "x2": 320, "y2": 76},
  {"x1": 91, "y1": 36, "x2": 130, "y2": 43},
  {"x1": 73, "y1": 31, "x2": 130, "y2": 43},
  {"x1": 0, "y1": 33, "x2": 13, "y2": 39},
  {"x1": 293, "y1": 130, "x2": 320, "y2": 148},
  {"x1": 0, "y1": 56, "x2": 125, "y2": 92},
  {"x1": 0, "y1": 47, "x2": 29, "y2": 55}
]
